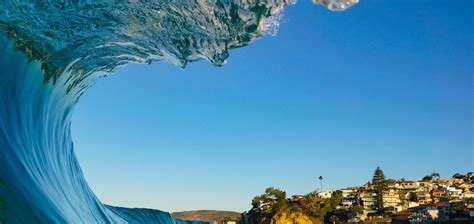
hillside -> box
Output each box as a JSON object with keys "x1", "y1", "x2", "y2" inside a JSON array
[{"x1": 171, "y1": 210, "x2": 241, "y2": 222}]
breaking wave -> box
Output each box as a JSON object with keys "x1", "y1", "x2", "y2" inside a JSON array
[{"x1": 0, "y1": 0, "x2": 356, "y2": 223}]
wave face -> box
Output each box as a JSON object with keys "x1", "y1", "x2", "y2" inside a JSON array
[{"x1": 0, "y1": 0, "x2": 356, "y2": 223}]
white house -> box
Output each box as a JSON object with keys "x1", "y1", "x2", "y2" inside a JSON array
[
  {"x1": 316, "y1": 190, "x2": 334, "y2": 199},
  {"x1": 445, "y1": 186, "x2": 462, "y2": 198}
]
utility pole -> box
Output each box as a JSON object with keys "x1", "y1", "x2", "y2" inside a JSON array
[{"x1": 318, "y1": 176, "x2": 324, "y2": 192}]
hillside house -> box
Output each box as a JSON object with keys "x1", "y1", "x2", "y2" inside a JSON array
[
  {"x1": 360, "y1": 191, "x2": 377, "y2": 212},
  {"x1": 382, "y1": 189, "x2": 402, "y2": 210}
]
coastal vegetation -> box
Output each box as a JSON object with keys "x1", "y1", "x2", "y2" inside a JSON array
[{"x1": 246, "y1": 187, "x2": 343, "y2": 224}]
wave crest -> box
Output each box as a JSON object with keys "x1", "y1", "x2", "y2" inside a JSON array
[
  {"x1": 0, "y1": 0, "x2": 357, "y2": 223},
  {"x1": 0, "y1": 0, "x2": 293, "y2": 91}
]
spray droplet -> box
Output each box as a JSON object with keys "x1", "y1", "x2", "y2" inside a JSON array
[{"x1": 313, "y1": 0, "x2": 359, "y2": 11}]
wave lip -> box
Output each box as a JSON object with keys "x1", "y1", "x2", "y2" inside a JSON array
[{"x1": 0, "y1": 0, "x2": 293, "y2": 90}]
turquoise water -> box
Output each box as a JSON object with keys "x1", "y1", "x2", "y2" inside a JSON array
[{"x1": 0, "y1": 0, "x2": 355, "y2": 223}]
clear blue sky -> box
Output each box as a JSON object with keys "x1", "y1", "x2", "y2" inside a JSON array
[{"x1": 72, "y1": 0, "x2": 473, "y2": 213}]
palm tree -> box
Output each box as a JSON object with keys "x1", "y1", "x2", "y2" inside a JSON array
[{"x1": 319, "y1": 176, "x2": 324, "y2": 192}]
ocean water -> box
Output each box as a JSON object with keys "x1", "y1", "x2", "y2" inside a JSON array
[{"x1": 0, "y1": 0, "x2": 356, "y2": 223}]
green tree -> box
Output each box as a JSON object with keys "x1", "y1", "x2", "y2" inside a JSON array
[
  {"x1": 372, "y1": 167, "x2": 387, "y2": 211},
  {"x1": 251, "y1": 187, "x2": 347, "y2": 224},
  {"x1": 349, "y1": 205, "x2": 364, "y2": 214},
  {"x1": 372, "y1": 167, "x2": 386, "y2": 184},
  {"x1": 265, "y1": 187, "x2": 286, "y2": 201},
  {"x1": 422, "y1": 175, "x2": 433, "y2": 181},
  {"x1": 251, "y1": 186, "x2": 289, "y2": 221},
  {"x1": 252, "y1": 187, "x2": 287, "y2": 208},
  {"x1": 431, "y1": 172, "x2": 440, "y2": 180},
  {"x1": 452, "y1": 173, "x2": 466, "y2": 179}
]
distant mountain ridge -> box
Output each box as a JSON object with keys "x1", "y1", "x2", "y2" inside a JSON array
[{"x1": 171, "y1": 210, "x2": 241, "y2": 222}]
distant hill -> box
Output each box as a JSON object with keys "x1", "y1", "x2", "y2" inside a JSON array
[{"x1": 171, "y1": 210, "x2": 241, "y2": 222}]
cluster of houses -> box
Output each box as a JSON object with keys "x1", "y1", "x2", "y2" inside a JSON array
[{"x1": 312, "y1": 172, "x2": 474, "y2": 223}]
